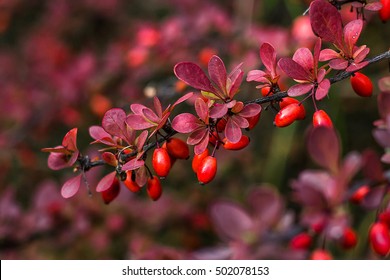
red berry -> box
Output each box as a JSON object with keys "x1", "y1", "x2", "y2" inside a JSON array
[
  {"x1": 147, "y1": 176, "x2": 162, "y2": 201},
  {"x1": 101, "y1": 178, "x2": 120, "y2": 204},
  {"x1": 123, "y1": 170, "x2": 141, "y2": 193},
  {"x1": 192, "y1": 149, "x2": 210, "y2": 173},
  {"x1": 310, "y1": 249, "x2": 332, "y2": 260},
  {"x1": 246, "y1": 112, "x2": 261, "y2": 130},
  {"x1": 350, "y1": 185, "x2": 370, "y2": 204},
  {"x1": 289, "y1": 232, "x2": 312, "y2": 250},
  {"x1": 152, "y1": 147, "x2": 171, "y2": 178},
  {"x1": 274, "y1": 103, "x2": 302, "y2": 127},
  {"x1": 340, "y1": 227, "x2": 358, "y2": 249},
  {"x1": 197, "y1": 156, "x2": 217, "y2": 184},
  {"x1": 350, "y1": 72, "x2": 373, "y2": 97},
  {"x1": 261, "y1": 86, "x2": 272, "y2": 96},
  {"x1": 222, "y1": 135, "x2": 250, "y2": 150},
  {"x1": 369, "y1": 222, "x2": 390, "y2": 256},
  {"x1": 313, "y1": 110, "x2": 333, "y2": 128},
  {"x1": 164, "y1": 138, "x2": 190, "y2": 160},
  {"x1": 379, "y1": 0, "x2": 390, "y2": 22},
  {"x1": 279, "y1": 97, "x2": 305, "y2": 120}
]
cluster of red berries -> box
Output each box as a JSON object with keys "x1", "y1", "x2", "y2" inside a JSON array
[
  {"x1": 350, "y1": 185, "x2": 390, "y2": 257},
  {"x1": 289, "y1": 225, "x2": 358, "y2": 260}
]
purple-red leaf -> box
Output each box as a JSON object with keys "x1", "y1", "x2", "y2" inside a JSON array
[
  {"x1": 61, "y1": 174, "x2": 83, "y2": 198},
  {"x1": 260, "y1": 43, "x2": 277, "y2": 76},
  {"x1": 126, "y1": 114, "x2": 155, "y2": 130},
  {"x1": 344, "y1": 20, "x2": 363, "y2": 55},
  {"x1": 89, "y1": 126, "x2": 113, "y2": 143},
  {"x1": 278, "y1": 58, "x2": 310, "y2": 81},
  {"x1": 225, "y1": 117, "x2": 243, "y2": 143},
  {"x1": 288, "y1": 83, "x2": 313, "y2": 97},
  {"x1": 309, "y1": 0, "x2": 343, "y2": 48},
  {"x1": 195, "y1": 98, "x2": 209, "y2": 121},
  {"x1": 135, "y1": 130, "x2": 148, "y2": 152},
  {"x1": 362, "y1": 150, "x2": 385, "y2": 182},
  {"x1": 209, "y1": 103, "x2": 228, "y2": 119},
  {"x1": 315, "y1": 79, "x2": 330, "y2": 100},
  {"x1": 102, "y1": 152, "x2": 118, "y2": 166},
  {"x1": 194, "y1": 133, "x2": 210, "y2": 155},
  {"x1": 172, "y1": 92, "x2": 194, "y2": 108},
  {"x1": 308, "y1": 126, "x2": 340, "y2": 173},
  {"x1": 319, "y1": 49, "x2": 339, "y2": 61},
  {"x1": 62, "y1": 128, "x2": 78, "y2": 152},
  {"x1": 246, "y1": 69, "x2": 267, "y2": 82},
  {"x1": 365, "y1": 2, "x2": 383, "y2": 11},
  {"x1": 48, "y1": 152, "x2": 71, "y2": 170},
  {"x1": 41, "y1": 146, "x2": 69, "y2": 154},
  {"x1": 188, "y1": 128, "x2": 208, "y2": 145},
  {"x1": 96, "y1": 172, "x2": 116, "y2": 192},
  {"x1": 329, "y1": 58, "x2": 349, "y2": 70},
  {"x1": 130, "y1": 103, "x2": 147, "y2": 115},
  {"x1": 239, "y1": 104, "x2": 262, "y2": 118},
  {"x1": 122, "y1": 158, "x2": 145, "y2": 171},
  {"x1": 210, "y1": 201, "x2": 254, "y2": 242},
  {"x1": 292, "y1": 48, "x2": 313, "y2": 72},
  {"x1": 362, "y1": 185, "x2": 386, "y2": 210},
  {"x1": 174, "y1": 62, "x2": 216, "y2": 93},
  {"x1": 153, "y1": 97, "x2": 163, "y2": 118},
  {"x1": 172, "y1": 113, "x2": 200, "y2": 133},
  {"x1": 102, "y1": 108, "x2": 127, "y2": 138},
  {"x1": 208, "y1": 55, "x2": 227, "y2": 94},
  {"x1": 142, "y1": 107, "x2": 160, "y2": 123},
  {"x1": 227, "y1": 67, "x2": 244, "y2": 99}
]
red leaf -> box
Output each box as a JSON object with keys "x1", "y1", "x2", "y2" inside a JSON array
[
  {"x1": 142, "y1": 107, "x2": 160, "y2": 123},
  {"x1": 209, "y1": 103, "x2": 228, "y2": 119},
  {"x1": 315, "y1": 79, "x2": 330, "y2": 100},
  {"x1": 188, "y1": 128, "x2": 208, "y2": 145},
  {"x1": 135, "y1": 166, "x2": 148, "y2": 187},
  {"x1": 309, "y1": 0, "x2": 343, "y2": 48},
  {"x1": 344, "y1": 20, "x2": 363, "y2": 55},
  {"x1": 362, "y1": 150, "x2": 385, "y2": 182},
  {"x1": 260, "y1": 43, "x2": 277, "y2": 76},
  {"x1": 329, "y1": 58, "x2": 349, "y2": 70},
  {"x1": 48, "y1": 152, "x2": 70, "y2": 170},
  {"x1": 122, "y1": 158, "x2": 145, "y2": 171},
  {"x1": 208, "y1": 55, "x2": 227, "y2": 94},
  {"x1": 172, "y1": 113, "x2": 200, "y2": 133},
  {"x1": 195, "y1": 98, "x2": 209, "y2": 121},
  {"x1": 365, "y1": 2, "x2": 383, "y2": 11},
  {"x1": 288, "y1": 83, "x2": 314, "y2": 97},
  {"x1": 210, "y1": 201, "x2": 254, "y2": 242},
  {"x1": 126, "y1": 114, "x2": 154, "y2": 130},
  {"x1": 362, "y1": 186, "x2": 387, "y2": 210},
  {"x1": 278, "y1": 58, "x2": 310, "y2": 81},
  {"x1": 292, "y1": 48, "x2": 313, "y2": 72},
  {"x1": 307, "y1": 126, "x2": 340, "y2": 173},
  {"x1": 239, "y1": 104, "x2": 262, "y2": 118},
  {"x1": 319, "y1": 49, "x2": 340, "y2": 61},
  {"x1": 174, "y1": 62, "x2": 216, "y2": 93},
  {"x1": 135, "y1": 130, "x2": 148, "y2": 152},
  {"x1": 172, "y1": 92, "x2": 194, "y2": 108},
  {"x1": 89, "y1": 126, "x2": 116, "y2": 146},
  {"x1": 225, "y1": 117, "x2": 243, "y2": 143},
  {"x1": 227, "y1": 66, "x2": 244, "y2": 99},
  {"x1": 130, "y1": 103, "x2": 147, "y2": 115},
  {"x1": 41, "y1": 146, "x2": 69, "y2": 154},
  {"x1": 194, "y1": 133, "x2": 210, "y2": 155},
  {"x1": 96, "y1": 171, "x2": 116, "y2": 192},
  {"x1": 102, "y1": 152, "x2": 118, "y2": 166},
  {"x1": 153, "y1": 96, "x2": 163, "y2": 118},
  {"x1": 102, "y1": 108, "x2": 127, "y2": 138},
  {"x1": 62, "y1": 128, "x2": 78, "y2": 152},
  {"x1": 61, "y1": 174, "x2": 82, "y2": 198}
]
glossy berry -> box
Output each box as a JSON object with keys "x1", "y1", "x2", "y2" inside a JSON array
[
  {"x1": 164, "y1": 138, "x2": 190, "y2": 159},
  {"x1": 369, "y1": 222, "x2": 390, "y2": 256},
  {"x1": 123, "y1": 170, "x2": 141, "y2": 193},
  {"x1": 274, "y1": 103, "x2": 303, "y2": 127},
  {"x1": 245, "y1": 112, "x2": 261, "y2": 130},
  {"x1": 197, "y1": 156, "x2": 217, "y2": 184},
  {"x1": 152, "y1": 147, "x2": 171, "y2": 178},
  {"x1": 147, "y1": 176, "x2": 162, "y2": 201},
  {"x1": 379, "y1": 0, "x2": 390, "y2": 22},
  {"x1": 289, "y1": 232, "x2": 312, "y2": 250},
  {"x1": 192, "y1": 149, "x2": 209, "y2": 173},
  {"x1": 310, "y1": 249, "x2": 332, "y2": 260},
  {"x1": 350, "y1": 185, "x2": 370, "y2": 204},
  {"x1": 340, "y1": 227, "x2": 358, "y2": 249},
  {"x1": 313, "y1": 110, "x2": 333, "y2": 128},
  {"x1": 102, "y1": 178, "x2": 120, "y2": 204},
  {"x1": 279, "y1": 97, "x2": 305, "y2": 120},
  {"x1": 223, "y1": 135, "x2": 250, "y2": 150},
  {"x1": 350, "y1": 72, "x2": 373, "y2": 97},
  {"x1": 261, "y1": 86, "x2": 272, "y2": 96}
]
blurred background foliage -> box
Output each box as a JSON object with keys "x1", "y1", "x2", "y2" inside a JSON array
[{"x1": 0, "y1": 0, "x2": 389, "y2": 259}]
